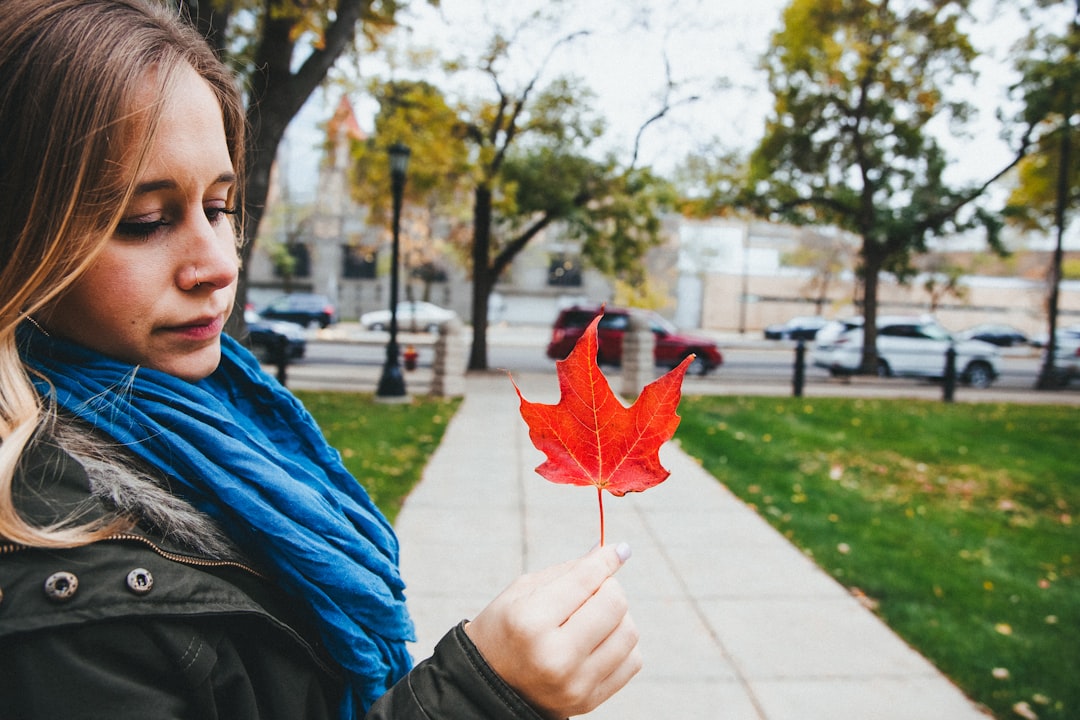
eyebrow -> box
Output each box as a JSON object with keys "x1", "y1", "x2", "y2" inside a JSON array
[{"x1": 134, "y1": 171, "x2": 238, "y2": 196}]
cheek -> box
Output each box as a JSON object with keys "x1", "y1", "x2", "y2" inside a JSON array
[
  {"x1": 85, "y1": 257, "x2": 155, "y2": 308},
  {"x1": 56, "y1": 252, "x2": 165, "y2": 333}
]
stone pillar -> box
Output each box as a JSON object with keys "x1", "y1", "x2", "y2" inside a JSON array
[
  {"x1": 620, "y1": 314, "x2": 656, "y2": 398},
  {"x1": 430, "y1": 318, "x2": 467, "y2": 398}
]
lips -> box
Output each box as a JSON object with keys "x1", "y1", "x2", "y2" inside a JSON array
[{"x1": 167, "y1": 313, "x2": 225, "y2": 341}]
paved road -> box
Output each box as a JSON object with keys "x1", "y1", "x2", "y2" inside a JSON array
[{"x1": 276, "y1": 324, "x2": 1080, "y2": 405}]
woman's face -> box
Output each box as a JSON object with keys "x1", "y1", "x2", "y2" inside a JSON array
[{"x1": 43, "y1": 65, "x2": 239, "y2": 382}]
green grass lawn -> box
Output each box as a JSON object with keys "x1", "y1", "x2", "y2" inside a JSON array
[
  {"x1": 674, "y1": 396, "x2": 1078, "y2": 720},
  {"x1": 296, "y1": 390, "x2": 460, "y2": 524}
]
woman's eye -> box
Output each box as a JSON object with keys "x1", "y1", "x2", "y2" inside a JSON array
[
  {"x1": 116, "y1": 219, "x2": 169, "y2": 239},
  {"x1": 206, "y1": 206, "x2": 238, "y2": 225}
]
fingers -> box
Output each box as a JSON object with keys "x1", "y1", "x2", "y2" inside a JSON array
[
  {"x1": 528, "y1": 590, "x2": 642, "y2": 719},
  {"x1": 559, "y1": 572, "x2": 630, "y2": 656},
  {"x1": 532, "y1": 542, "x2": 632, "y2": 626},
  {"x1": 463, "y1": 542, "x2": 641, "y2": 719},
  {"x1": 565, "y1": 612, "x2": 643, "y2": 716}
]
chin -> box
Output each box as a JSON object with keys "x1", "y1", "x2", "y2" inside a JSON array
[{"x1": 157, "y1": 346, "x2": 223, "y2": 382}]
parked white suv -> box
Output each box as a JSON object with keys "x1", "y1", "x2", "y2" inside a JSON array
[
  {"x1": 1048, "y1": 324, "x2": 1080, "y2": 385},
  {"x1": 812, "y1": 315, "x2": 1001, "y2": 388}
]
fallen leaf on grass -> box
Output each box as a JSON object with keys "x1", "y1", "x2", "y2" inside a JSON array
[
  {"x1": 849, "y1": 587, "x2": 879, "y2": 611},
  {"x1": 1012, "y1": 701, "x2": 1038, "y2": 720}
]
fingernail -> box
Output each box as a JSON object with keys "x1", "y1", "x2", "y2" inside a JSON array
[{"x1": 614, "y1": 542, "x2": 632, "y2": 563}]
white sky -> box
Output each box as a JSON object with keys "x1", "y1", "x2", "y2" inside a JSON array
[
  {"x1": 394, "y1": 0, "x2": 794, "y2": 171},
  {"x1": 283, "y1": 0, "x2": 1033, "y2": 201}
]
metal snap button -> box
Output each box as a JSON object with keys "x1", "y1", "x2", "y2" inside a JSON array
[
  {"x1": 126, "y1": 568, "x2": 154, "y2": 595},
  {"x1": 43, "y1": 571, "x2": 79, "y2": 602}
]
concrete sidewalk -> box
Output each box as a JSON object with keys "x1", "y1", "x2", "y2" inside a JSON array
[{"x1": 394, "y1": 371, "x2": 993, "y2": 720}]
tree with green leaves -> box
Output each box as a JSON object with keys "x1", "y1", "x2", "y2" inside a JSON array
[
  {"x1": 351, "y1": 81, "x2": 471, "y2": 219},
  {"x1": 1004, "y1": 0, "x2": 1080, "y2": 388},
  {"x1": 349, "y1": 79, "x2": 473, "y2": 302},
  {"x1": 746, "y1": 0, "x2": 1027, "y2": 374},
  {"x1": 175, "y1": 0, "x2": 422, "y2": 327},
  {"x1": 357, "y1": 24, "x2": 677, "y2": 371},
  {"x1": 468, "y1": 25, "x2": 686, "y2": 370}
]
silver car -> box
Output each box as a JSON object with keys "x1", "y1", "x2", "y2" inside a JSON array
[
  {"x1": 360, "y1": 300, "x2": 458, "y2": 333},
  {"x1": 812, "y1": 315, "x2": 1001, "y2": 388}
]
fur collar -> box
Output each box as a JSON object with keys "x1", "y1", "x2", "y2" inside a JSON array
[{"x1": 56, "y1": 422, "x2": 238, "y2": 559}]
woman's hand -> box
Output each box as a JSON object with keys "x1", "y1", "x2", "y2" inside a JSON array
[{"x1": 464, "y1": 543, "x2": 642, "y2": 719}]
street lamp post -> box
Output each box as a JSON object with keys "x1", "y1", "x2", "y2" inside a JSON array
[{"x1": 376, "y1": 142, "x2": 411, "y2": 400}]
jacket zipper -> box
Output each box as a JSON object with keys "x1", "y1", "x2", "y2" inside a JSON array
[
  {"x1": 105, "y1": 532, "x2": 270, "y2": 579},
  {"x1": 0, "y1": 534, "x2": 267, "y2": 579}
]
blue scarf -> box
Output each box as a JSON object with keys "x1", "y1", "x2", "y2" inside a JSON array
[{"x1": 19, "y1": 326, "x2": 414, "y2": 716}]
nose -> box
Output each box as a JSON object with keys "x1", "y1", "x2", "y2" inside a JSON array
[{"x1": 180, "y1": 212, "x2": 239, "y2": 291}]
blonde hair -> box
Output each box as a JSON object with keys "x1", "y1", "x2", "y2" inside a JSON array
[{"x1": 0, "y1": 0, "x2": 246, "y2": 546}]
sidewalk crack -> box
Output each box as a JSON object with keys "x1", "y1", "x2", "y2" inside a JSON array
[{"x1": 634, "y1": 500, "x2": 770, "y2": 720}]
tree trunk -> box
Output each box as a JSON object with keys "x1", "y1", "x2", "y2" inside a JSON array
[
  {"x1": 223, "y1": 0, "x2": 367, "y2": 336},
  {"x1": 228, "y1": 97, "x2": 293, "y2": 335},
  {"x1": 468, "y1": 186, "x2": 494, "y2": 371},
  {"x1": 859, "y1": 245, "x2": 883, "y2": 376},
  {"x1": 1036, "y1": 112, "x2": 1073, "y2": 389}
]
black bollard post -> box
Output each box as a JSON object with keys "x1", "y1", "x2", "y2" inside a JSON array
[
  {"x1": 942, "y1": 344, "x2": 956, "y2": 403},
  {"x1": 273, "y1": 335, "x2": 289, "y2": 386},
  {"x1": 793, "y1": 339, "x2": 806, "y2": 397}
]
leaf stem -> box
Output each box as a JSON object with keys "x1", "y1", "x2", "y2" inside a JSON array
[{"x1": 597, "y1": 487, "x2": 605, "y2": 547}]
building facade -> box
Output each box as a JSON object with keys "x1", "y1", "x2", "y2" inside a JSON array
[{"x1": 247, "y1": 98, "x2": 1080, "y2": 336}]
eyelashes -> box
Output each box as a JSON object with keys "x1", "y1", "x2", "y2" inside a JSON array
[
  {"x1": 115, "y1": 207, "x2": 238, "y2": 240},
  {"x1": 207, "y1": 207, "x2": 239, "y2": 224},
  {"x1": 116, "y1": 219, "x2": 169, "y2": 239}
]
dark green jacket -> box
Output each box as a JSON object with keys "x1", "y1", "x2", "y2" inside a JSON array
[{"x1": 0, "y1": 439, "x2": 545, "y2": 720}]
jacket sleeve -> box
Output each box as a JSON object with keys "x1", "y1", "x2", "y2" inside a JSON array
[{"x1": 365, "y1": 621, "x2": 551, "y2": 720}]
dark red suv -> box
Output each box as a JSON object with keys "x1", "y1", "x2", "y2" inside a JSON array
[{"x1": 546, "y1": 305, "x2": 723, "y2": 375}]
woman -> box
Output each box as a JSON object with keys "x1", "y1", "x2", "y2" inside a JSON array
[{"x1": 0, "y1": 1, "x2": 641, "y2": 718}]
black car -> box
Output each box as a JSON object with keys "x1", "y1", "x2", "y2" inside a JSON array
[
  {"x1": 245, "y1": 310, "x2": 306, "y2": 360},
  {"x1": 259, "y1": 293, "x2": 337, "y2": 328},
  {"x1": 763, "y1": 315, "x2": 829, "y2": 341},
  {"x1": 956, "y1": 323, "x2": 1029, "y2": 348}
]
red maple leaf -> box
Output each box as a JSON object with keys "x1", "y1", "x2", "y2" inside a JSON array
[{"x1": 513, "y1": 313, "x2": 692, "y2": 545}]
